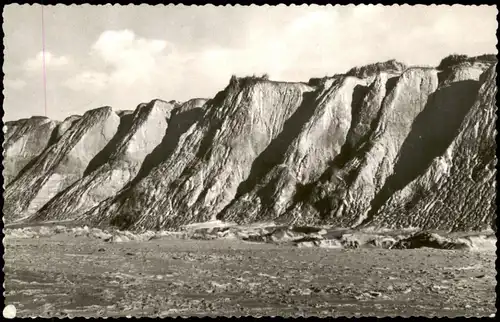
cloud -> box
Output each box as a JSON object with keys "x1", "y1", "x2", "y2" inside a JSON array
[
  {"x1": 65, "y1": 29, "x2": 184, "y2": 95},
  {"x1": 184, "y1": 10, "x2": 340, "y2": 81},
  {"x1": 23, "y1": 51, "x2": 70, "y2": 72},
  {"x1": 47, "y1": 7, "x2": 500, "y2": 117},
  {"x1": 92, "y1": 29, "x2": 168, "y2": 63},
  {"x1": 90, "y1": 29, "x2": 170, "y2": 86},
  {"x1": 67, "y1": 16, "x2": 343, "y2": 96},
  {"x1": 4, "y1": 78, "x2": 27, "y2": 90},
  {"x1": 64, "y1": 71, "x2": 109, "y2": 92}
]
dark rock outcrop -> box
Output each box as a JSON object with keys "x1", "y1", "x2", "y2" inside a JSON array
[{"x1": 391, "y1": 232, "x2": 471, "y2": 250}]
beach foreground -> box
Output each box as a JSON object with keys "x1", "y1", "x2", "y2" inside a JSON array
[{"x1": 4, "y1": 226, "x2": 496, "y2": 317}]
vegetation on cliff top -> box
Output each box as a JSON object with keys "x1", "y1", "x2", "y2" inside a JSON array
[{"x1": 437, "y1": 54, "x2": 497, "y2": 70}]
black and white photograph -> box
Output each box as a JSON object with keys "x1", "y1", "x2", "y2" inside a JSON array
[{"x1": 1, "y1": 3, "x2": 498, "y2": 318}]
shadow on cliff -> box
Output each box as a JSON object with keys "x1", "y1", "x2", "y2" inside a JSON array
[
  {"x1": 7, "y1": 121, "x2": 68, "y2": 188},
  {"x1": 327, "y1": 76, "x2": 400, "y2": 173},
  {"x1": 82, "y1": 113, "x2": 135, "y2": 177},
  {"x1": 129, "y1": 107, "x2": 205, "y2": 185},
  {"x1": 105, "y1": 90, "x2": 226, "y2": 210},
  {"x1": 214, "y1": 90, "x2": 319, "y2": 221},
  {"x1": 169, "y1": 87, "x2": 243, "y2": 184},
  {"x1": 233, "y1": 90, "x2": 318, "y2": 200},
  {"x1": 291, "y1": 79, "x2": 392, "y2": 209},
  {"x1": 328, "y1": 84, "x2": 372, "y2": 169},
  {"x1": 27, "y1": 113, "x2": 136, "y2": 222},
  {"x1": 194, "y1": 89, "x2": 239, "y2": 161},
  {"x1": 359, "y1": 79, "x2": 481, "y2": 226}
]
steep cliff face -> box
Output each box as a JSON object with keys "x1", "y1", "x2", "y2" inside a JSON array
[
  {"x1": 3, "y1": 107, "x2": 120, "y2": 220},
  {"x1": 4, "y1": 54, "x2": 497, "y2": 232},
  {"x1": 3, "y1": 117, "x2": 60, "y2": 185},
  {"x1": 367, "y1": 64, "x2": 497, "y2": 232},
  {"x1": 219, "y1": 75, "x2": 373, "y2": 223},
  {"x1": 28, "y1": 100, "x2": 181, "y2": 222},
  {"x1": 284, "y1": 68, "x2": 440, "y2": 227},
  {"x1": 55, "y1": 115, "x2": 82, "y2": 140},
  {"x1": 82, "y1": 80, "x2": 315, "y2": 230},
  {"x1": 281, "y1": 62, "x2": 495, "y2": 230}
]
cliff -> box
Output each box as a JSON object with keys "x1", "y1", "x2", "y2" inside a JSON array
[
  {"x1": 81, "y1": 80, "x2": 315, "y2": 229},
  {"x1": 3, "y1": 117, "x2": 59, "y2": 185},
  {"x1": 2, "y1": 54, "x2": 496, "y2": 232},
  {"x1": 4, "y1": 107, "x2": 120, "y2": 221}
]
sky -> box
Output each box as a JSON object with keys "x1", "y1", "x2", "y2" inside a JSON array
[{"x1": 2, "y1": 4, "x2": 498, "y2": 121}]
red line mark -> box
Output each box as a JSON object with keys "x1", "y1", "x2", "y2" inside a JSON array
[{"x1": 41, "y1": 4, "x2": 47, "y2": 117}]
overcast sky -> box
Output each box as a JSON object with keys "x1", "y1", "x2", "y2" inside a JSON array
[{"x1": 3, "y1": 4, "x2": 498, "y2": 121}]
